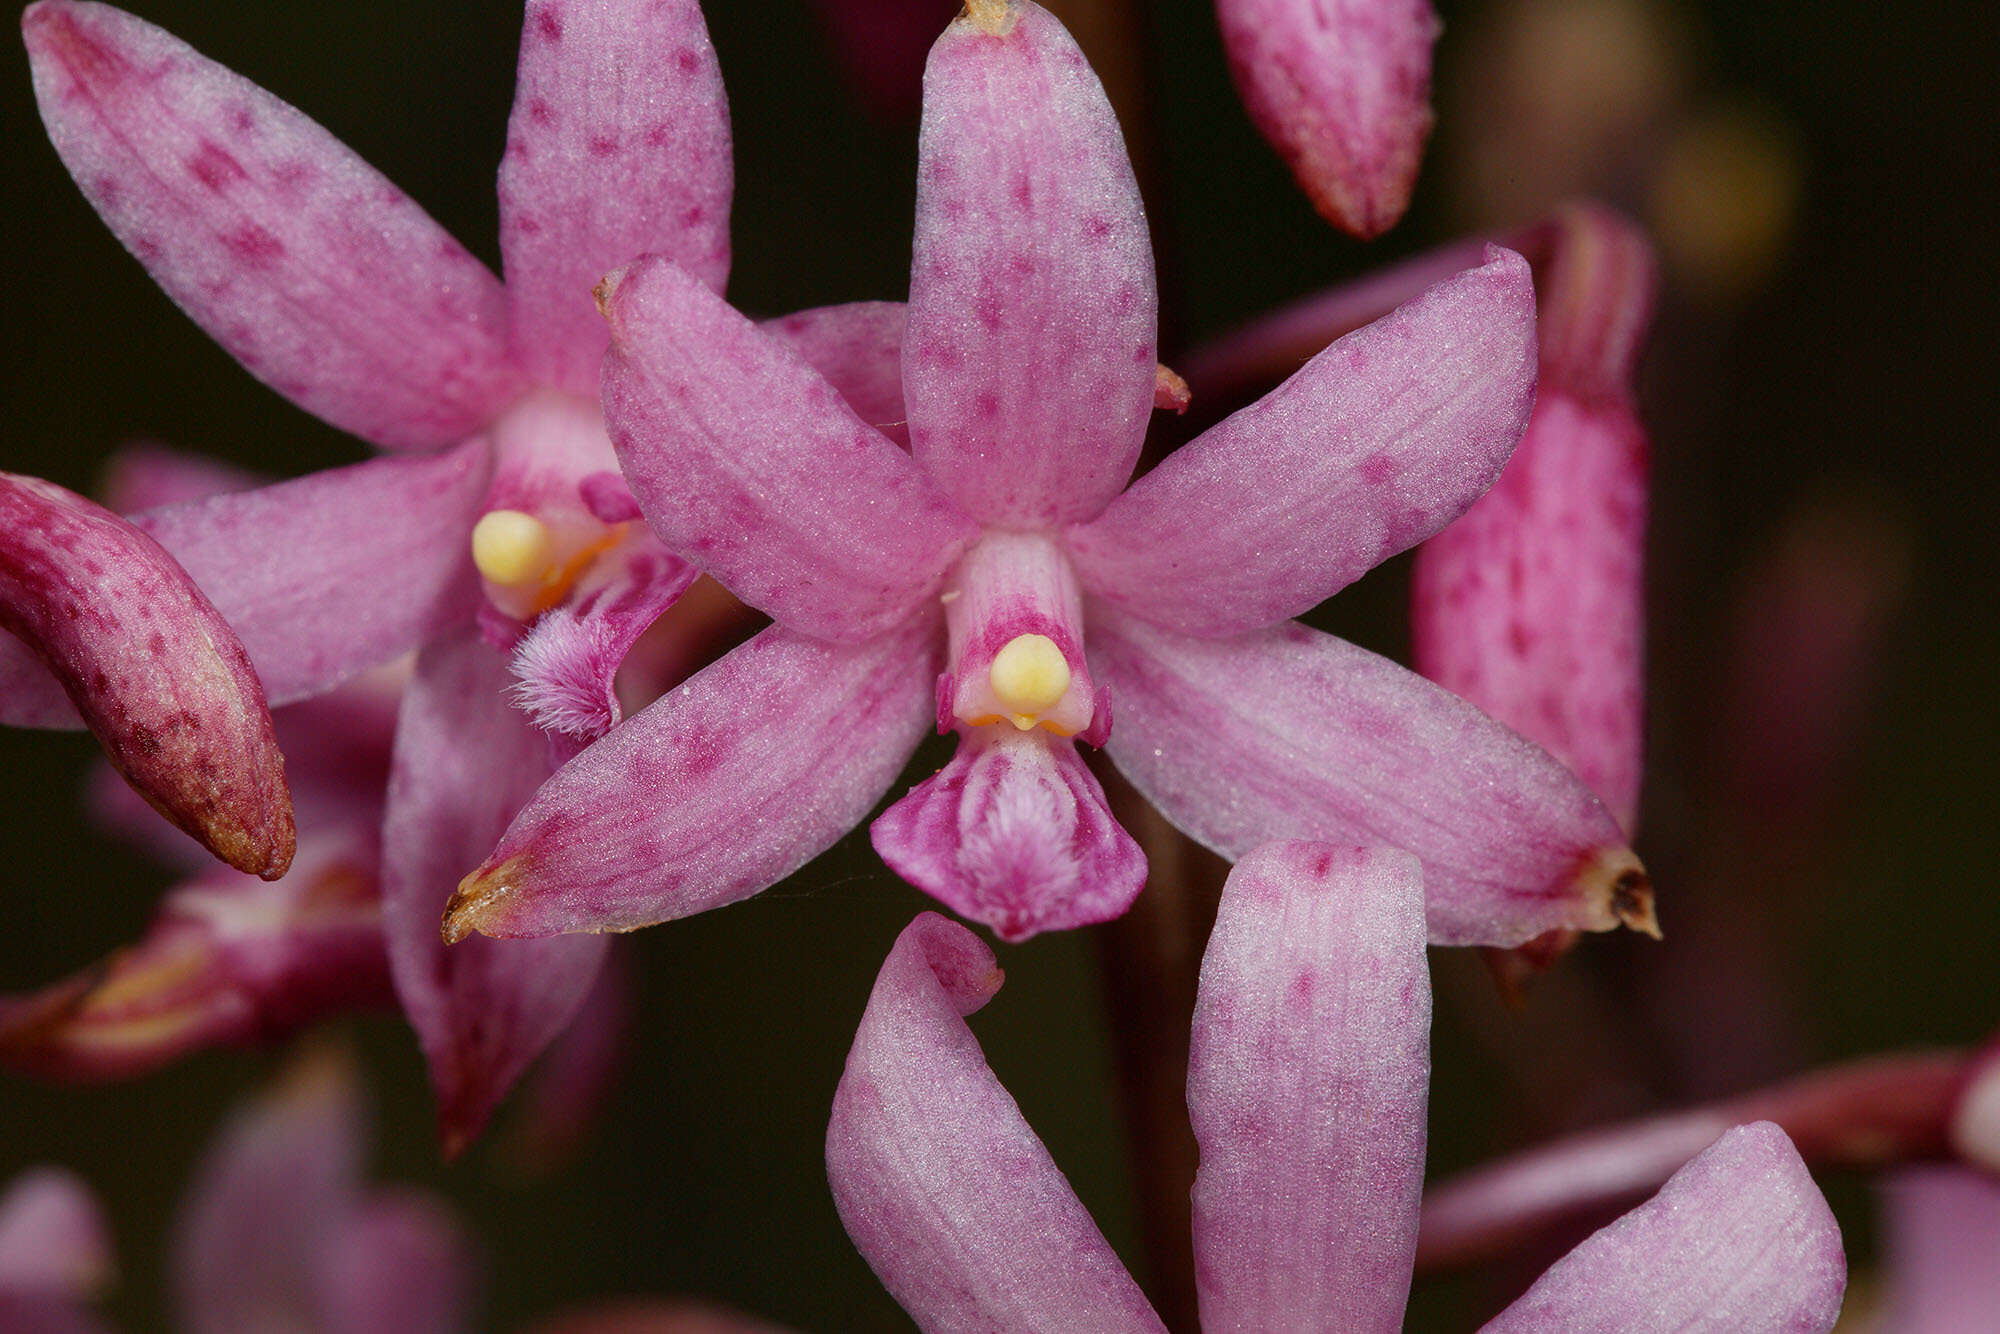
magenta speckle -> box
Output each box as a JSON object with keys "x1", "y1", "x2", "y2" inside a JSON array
[
  {"x1": 185, "y1": 142, "x2": 246, "y2": 191},
  {"x1": 535, "y1": 6, "x2": 564, "y2": 41},
  {"x1": 223, "y1": 223, "x2": 286, "y2": 265}
]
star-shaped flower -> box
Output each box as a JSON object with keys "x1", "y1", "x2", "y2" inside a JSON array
[{"x1": 447, "y1": 0, "x2": 1652, "y2": 948}]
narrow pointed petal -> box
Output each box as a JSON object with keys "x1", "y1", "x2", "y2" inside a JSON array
[
  {"x1": 171, "y1": 1049, "x2": 364, "y2": 1334},
  {"x1": 904, "y1": 0, "x2": 1157, "y2": 527},
  {"x1": 1482, "y1": 1123, "x2": 1845, "y2": 1333},
  {"x1": 1217, "y1": 0, "x2": 1439, "y2": 238},
  {"x1": 1414, "y1": 207, "x2": 1657, "y2": 829},
  {"x1": 1875, "y1": 1168, "x2": 2000, "y2": 1333},
  {"x1": 872, "y1": 727, "x2": 1145, "y2": 941},
  {"x1": 0, "y1": 439, "x2": 489, "y2": 729},
  {"x1": 827, "y1": 914, "x2": 1166, "y2": 1333},
  {"x1": 497, "y1": 943, "x2": 635, "y2": 1175},
  {"x1": 760, "y1": 302, "x2": 909, "y2": 447},
  {"x1": 1094, "y1": 613, "x2": 1651, "y2": 946},
  {"x1": 0, "y1": 473, "x2": 292, "y2": 876},
  {"x1": 447, "y1": 618, "x2": 937, "y2": 939},
  {"x1": 499, "y1": 0, "x2": 732, "y2": 394},
  {"x1": 99, "y1": 443, "x2": 261, "y2": 513},
  {"x1": 600, "y1": 257, "x2": 975, "y2": 641},
  {"x1": 316, "y1": 1190, "x2": 477, "y2": 1334},
  {"x1": 0, "y1": 828, "x2": 393, "y2": 1082},
  {"x1": 382, "y1": 627, "x2": 606, "y2": 1155},
  {"x1": 23, "y1": 1, "x2": 520, "y2": 449},
  {"x1": 0, "y1": 1170, "x2": 113, "y2": 1299},
  {"x1": 1189, "y1": 843, "x2": 1429, "y2": 1333},
  {"x1": 1068, "y1": 248, "x2": 1536, "y2": 639}
]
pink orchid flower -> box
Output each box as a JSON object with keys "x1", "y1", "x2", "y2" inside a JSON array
[
  {"x1": 8, "y1": 0, "x2": 890, "y2": 1151},
  {"x1": 447, "y1": 0, "x2": 1650, "y2": 949},
  {"x1": 825, "y1": 843, "x2": 1846, "y2": 1330}
]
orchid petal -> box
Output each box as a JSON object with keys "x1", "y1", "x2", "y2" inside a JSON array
[
  {"x1": 0, "y1": 441, "x2": 490, "y2": 729},
  {"x1": 1875, "y1": 1168, "x2": 2000, "y2": 1333},
  {"x1": 0, "y1": 827, "x2": 392, "y2": 1082},
  {"x1": 1481, "y1": 1123, "x2": 1845, "y2": 1333},
  {"x1": 871, "y1": 727, "x2": 1145, "y2": 941},
  {"x1": 170, "y1": 1050, "x2": 364, "y2": 1334},
  {"x1": 447, "y1": 618, "x2": 937, "y2": 940},
  {"x1": 499, "y1": 0, "x2": 732, "y2": 395},
  {"x1": 316, "y1": 1190, "x2": 477, "y2": 1334},
  {"x1": 1413, "y1": 393, "x2": 1648, "y2": 828},
  {"x1": 1068, "y1": 248, "x2": 1536, "y2": 639},
  {"x1": 1094, "y1": 612, "x2": 1652, "y2": 946},
  {"x1": 1188, "y1": 843, "x2": 1429, "y2": 1334},
  {"x1": 1415, "y1": 206, "x2": 1657, "y2": 829},
  {"x1": 23, "y1": 1, "x2": 520, "y2": 450},
  {"x1": 99, "y1": 442, "x2": 261, "y2": 513},
  {"x1": 382, "y1": 627, "x2": 607, "y2": 1155},
  {"x1": 760, "y1": 302, "x2": 909, "y2": 447},
  {"x1": 0, "y1": 1170, "x2": 112, "y2": 1299},
  {"x1": 1216, "y1": 0, "x2": 1439, "y2": 238},
  {"x1": 599, "y1": 256, "x2": 975, "y2": 642},
  {"x1": 0, "y1": 473, "x2": 292, "y2": 876},
  {"x1": 497, "y1": 943, "x2": 635, "y2": 1175},
  {"x1": 827, "y1": 913, "x2": 1166, "y2": 1333},
  {"x1": 904, "y1": 0, "x2": 1157, "y2": 527}
]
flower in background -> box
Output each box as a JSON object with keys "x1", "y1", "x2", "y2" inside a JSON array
[
  {"x1": 825, "y1": 844, "x2": 1846, "y2": 1330},
  {"x1": 10, "y1": 0, "x2": 892, "y2": 1151},
  {"x1": 446, "y1": 0, "x2": 1650, "y2": 950}
]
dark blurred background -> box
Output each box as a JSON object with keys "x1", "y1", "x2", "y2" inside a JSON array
[{"x1": 1, "y1": 0, "x2": 1994, "y2": 1328}]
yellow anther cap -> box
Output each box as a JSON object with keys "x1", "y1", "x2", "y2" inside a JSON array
[
  {"x1": 988, "y1": 633, "x2": 1071, "y2": 724},
  {"x1": 470, "y1": 509, "x2": 554, "y2": 587}
]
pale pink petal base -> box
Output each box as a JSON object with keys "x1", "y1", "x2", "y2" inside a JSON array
[
  {"x1": 1094, "y1": 612, "x2": 1650, "y2": 946},
  {"x1": 1481, "y1": 1123, "x2": 1845, "y2": 1333},
  {"x1": 1216, "y1": 0, "x2": 1440, "y2": 238},
  {"x1": 448, "y1": 618, "x2": 939, "y2": 941},
  {"x1": 826, "y1": 914, "x2": 1166, "y2": 1333},
  {"x1": 872, "y1": 727, "x2": 1144, "y2": 942},
  {"x1": 1189, "y1": 843, "x2": 1430, "y2": 1332}
]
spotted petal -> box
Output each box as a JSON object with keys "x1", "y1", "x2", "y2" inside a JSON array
[
  {"x1": 1094, "y1": 612, "x2": 1650, "y2": 946},
  {"x1": 24, "y1": 0, "x2": 521, "y2": 450},
  {"x1": 499, "y1": 0, "x2": 732, "y2": 394}
]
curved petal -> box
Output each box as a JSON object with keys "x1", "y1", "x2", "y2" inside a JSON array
[
  {"x1": 904, "y1": 0, "x2": 1157, "y2": 527},
  {"x1": 446, "y1": 617, "x2": 938, "y2": 940},
  {"x1": 1093, "y1": 612, "x2": 1651, "y2": 947},
  {"x1": 23, "y1": 1, "x2": 520, "y2": 450},
  {"x1": 0, "y1": 1169, "x2": 112, "y2": 1299},
  {"x1": 760, "y1": 302, "x2": 909, "y2": 447},
  {"x1": 0, "y1": 442, "x2": 490, "y2": 728},
  {"x1": 170, "y1": 1050, "x2": 364, "y2": 1334},
  {"x1": 1413, "y1": 393, "x2": 1647, "y2": 828},
  {"x1": 496, "y1": 943, "x2": 635, "y2": 1176},
  {"x1": 599, "y1": 256, "x2": 976, "y2": 642},
  {"x1": 1481, "y1": 1123, "x2": 1845, "y2": 1333},
  {"x1": 382, "y1": 626, "x2": 607, "y2": 1156},
  {"x1": 499, "y1": 0, "x2": 732, "y2": 394},
  {"x1": 827, "y1": 913, "x2": 1165, "y2": 1333},
  {"x1": 1189, "y1": 843, "x2": 1429, "y2": 1334},
  {"x1": 1216, "y1": 0, "x2": 1439, "y2": 238},
  {"x1": 871, "y1": 726, "x2": 1144, "y2": 941},
  {"x1": 1068, "y1": 248, "x2": 1536, "y2": 639},
  {"x1": 0, "y1": 473, "x2": 292, "y2": 877},
  {"x1": 316, "y1": 1190, "x2": 477, "y2": 1334}
]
